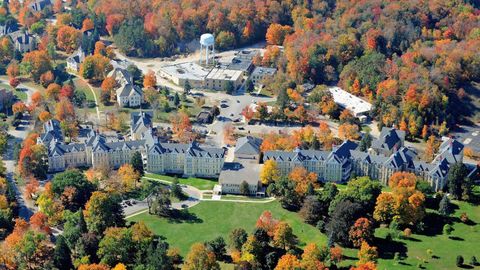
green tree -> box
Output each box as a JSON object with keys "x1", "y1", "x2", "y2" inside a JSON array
[
  {"x1": 170, "y1": 177, "x2": 183, "y2": 199},
  {"x1": 205, "y1": 236, "x2": 226, "y2": 261},
  {"x1": 239, "y1": 181, "x2": 250, "y2": 196},
  {"x1": 245, "y1": 78, "x2": 254, "y2": 93},
  {"x1": 173, "y1": 92, "x2": 180, "y2": 107},
  {"x1": 447, "y1": 163, "x2": 469, "y2": 199},
  {"x1": 53, "y1": 235, "x2": 74, "y2": 270},
  {"x1": 229, "y1": 228, "x2": 248, "y2": 251},
  {"x1": 51, "y1": 169, "x2": 95, "y2": 211},
  {"x1": 114, "y1": 18, "x2": 157, "y2": 57},
  {"x1": 131, "y1": 151, "x2": 144, "y2": 176},
  {"x1": 84, "y1": 191, "x2": 125, "y2": 234},
  {"x1": 438, "y1": 194, "x2": 452, "y2": 216},
  {"x1": 97, "y1": 227, "x2": 134, "y2": 266},
  {"x1": 443, "y1": 224, "x2": 453, "y2": 236},
  {"x1": 184, "y1": 80, "x2": 192, "y2": 94},
  {"x1": 359, "y1": 131, "x2": 372, "y2": 151},
  {"x1": 215, "y1": 31, "x2": 236, "y2": 51},
  {"x1": 224, "y1": 81, "x2": 235, "y2": 94},
  {"x1": 149, "y1": 189, "x2": 171, "y2": 217}
]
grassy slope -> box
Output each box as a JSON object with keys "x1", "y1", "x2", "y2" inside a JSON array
[
  {"x1": 127, "y1": 200, "x2": 327, "y2": 255},
  {"x1": 129, "y1": 192, "x2": 480, "y2": 269},
  {"x1": 374, "y1": 199, "x2": 480, "y2": 270}
]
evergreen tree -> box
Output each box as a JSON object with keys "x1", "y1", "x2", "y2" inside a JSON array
[
  {"x1": 245, "y1": 78, "x2": 254, "y2": 93},
  {"x1": 359, "y1": 131, "x2": 372, "y2": 151},
  {"x1": 170, "y1": 177, "x2": 183, "y2": 199},
  {"x1": 447, "y1": 163, "x2": 469, "y2": 199},
  {"x1": 78, "y1": 208, "x2": 87, "y2": 234},
  {"x1": 173, "y1": 92, "x2": 180, "y2": 107},
  {"x1": 131, "y1": 151, "x2": 144, "y2": 176},
  {"x1": 53, "y1": 235, "x2": 74, "y2": 270},
  {"x1": 224, "y1": 81, "x2": 235, "y2": 94},
  {"x1": 239, "y1": 181, "x2": 250, "y2": 196},
  {"x1": 184, "y1": 80, "x2": 191, "y2": 94},
  {"x1": 438, "y1": 194, "x2": 452, "y2": 216}
]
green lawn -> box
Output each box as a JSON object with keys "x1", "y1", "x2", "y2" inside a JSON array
[
  {"x1": 73, "y1": 78, "x2": 95, "y2": 102},
  {"x1": 0, "y1": 82, "x2": 27, "y2": 101},
  {"x1": 127, "y1": 200, "x2": 327, "y2": 256},
  {"x1": 143, "y1": 173, "x2": 218, "y2": 190},
  {"x1": 373, "y1": 199, "x2": 480, "y2": 270},
  {"x1": 129, "y1": 185, "x2": 480, "y2": 269}
]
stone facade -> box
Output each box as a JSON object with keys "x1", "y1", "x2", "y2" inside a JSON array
[
  {"x1": 263, "y1": 135, "x2": 475, "y2": 192},
  {"x1": 40, "y1": 115, "x2": 225, "y2": 179}
]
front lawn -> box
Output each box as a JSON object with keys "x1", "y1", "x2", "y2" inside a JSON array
[
  {"x1": 143, "y1": 173, "x2": 218, "y2": 190},
  {"x1": 127, "y1": 200, "x2": 327, "y2": 256}
]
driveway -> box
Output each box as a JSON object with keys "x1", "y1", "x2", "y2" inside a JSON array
[{"x1": 123, "y1": 180, "x2": 202, "y2": 218}]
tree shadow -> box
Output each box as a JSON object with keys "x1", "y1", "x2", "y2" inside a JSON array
[
  {"x1": 448, "y1": 236, "x2": 464, "y2": 241},
  {"x1": 167, "y1": 209, "x2": 203, "y2": 224},
  {"x1": 421, "y1": 212, "x2": 449, "y2": 236},
  {"x1": 403, "y1": 237, "x2": 422, "y2": 242},
  {"x1": 459, "y1": 265, "x2": 474, "y2": 269},
  {"x1": 373, "y1": 236, "x2": 408, "y2": 259}
]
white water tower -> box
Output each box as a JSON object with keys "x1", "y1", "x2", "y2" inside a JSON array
[{"x1": 200, "y1": 33, "x2": 215, "y2": 65}]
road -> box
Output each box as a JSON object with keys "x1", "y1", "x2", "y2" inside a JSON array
[
  {"x1": 3, "y1": 82, "x2": 36, "y2": 220},
  {"x1": 123, "y1": 177, "x2": 202, "y2": 217}
]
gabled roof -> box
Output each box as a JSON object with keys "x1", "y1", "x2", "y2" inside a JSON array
[
  {"x1": 131, "y1": 111, "x2": 153, "y2": 133},
  {"x1": 434, "y1": 138, "x2": 464, "y2": 164},
  {"x1": 235, "y1": 136, "x2": 263, "y2": 155},
  {"x1": 372, "y1": 127, "x2": 405, "y2": 151},
  {"x1": 263, "y1": 149, "x2": 330, "y2": 163},
  {"x1": 385, "y1": 147, "x2": 416, "y2": 169},
  {"x1": 117, "y1": 83, "x2": 142, "y2": 98},
  {"x1": 108, "y1": 67, "x2": 132, "y2": 85}
]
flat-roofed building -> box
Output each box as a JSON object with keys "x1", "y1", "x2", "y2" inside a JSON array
[
  {"x1": 159, "y1": 62, "x2": 210, "y2": 88},
  {"x1": 329, "y1": 86, "x2": 372, "y2": 117},
  {"x1": 250, "y1": 67, "x2": 276, "y2": 85},
  {"x1": 218, "y1": 162, "x2": 262, "y2": 196},
  {"x1": 205, "y1": 68, "x2": 243, "y2": 91}
]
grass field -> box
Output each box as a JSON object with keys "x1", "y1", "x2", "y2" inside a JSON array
[
  {"x1": 129, "y1": 187, "x2": 480, "y2": 269},
  {"x1": 127, "y1": 200, "x2": 327, "y2": 256},
  {"x1": 373, "y1": 199, "x2": 480, "y2": 270},
  {"x1": 144, "y1": 173, "x2": 217, "y2": 190}
]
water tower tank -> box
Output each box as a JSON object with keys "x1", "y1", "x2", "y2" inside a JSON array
[{"x1": 200, "y1": 33, "x2": 215, "y2": 46}]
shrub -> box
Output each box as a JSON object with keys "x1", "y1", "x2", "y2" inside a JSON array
[
  {"x1": 403, "y1": 228, "x2": 412, "y2": 238},
  {"x1": 470, "y1": 256, "x2": 478, "y2": 266},
  {"x1": 460, "y1": 212, "x2": 469, "y2": 223},
  {"x1": 457, "y1": 255, "x2": 464, "y2": 267},
  {"x1": 443, "y1": 224, "x2": 453, "y2": 236}
]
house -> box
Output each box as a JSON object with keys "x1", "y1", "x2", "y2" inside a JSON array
[
  {"x1": 28, "y1": 0, "x2": 51, "y2": 12},
  {"x1": 250, "y1": 67, "x2": 276, "y2": 85},
  {"x1": 196, "y1": 111, "x2": 214, "y2": 124},
  {"x1": 130, "y1": 111, "x2": 153, "y2": 140},
  {"x1": 234, "y1": 136, "x2": 263, "y2": 163},
  {"x1": 218, "y1": 162, "x2": 262, "y2": 196},
  {"x1": 10, "y1": 31, "x2": 35, "y2": 53},
  {"x1": 108, "y1": 67, "x2": 133, "y2": 86},
  {"x1": 371, "y1": 127, "x2": 406, "y2": 156},
  {"x1": 66, "y1": 47, "x2": 86, "y2": 72},
  {"x1": 116, "y1": 84, "x2": 142, "y2": 107}
]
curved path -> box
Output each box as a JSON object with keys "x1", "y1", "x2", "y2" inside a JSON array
[{"x1": 67, "y1": 72, "x2": 101, "y2": 122}]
